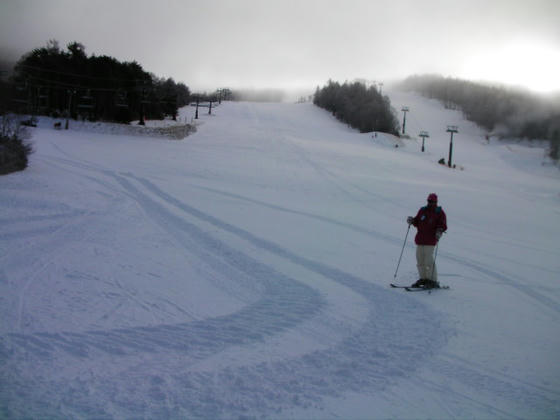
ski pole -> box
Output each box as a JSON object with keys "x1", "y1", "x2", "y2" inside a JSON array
[
  {"x1": 430, "y1": 242, "x2": 439, "y2": 281},
  {"x1": 394, "y1": 223, "x2": 411, "y2": 280}
]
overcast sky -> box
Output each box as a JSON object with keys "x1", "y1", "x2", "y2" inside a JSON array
[{"x1": 1, "y1": 0, "x2": 559, "y2": 93}]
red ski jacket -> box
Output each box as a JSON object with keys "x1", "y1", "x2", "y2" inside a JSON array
[{"x1": 411, "y1": 206, "x2": 447, "y2": 246}]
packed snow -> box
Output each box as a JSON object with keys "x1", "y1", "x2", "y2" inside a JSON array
[{"x1": 1, "y1": 90, "x2": 559, "y2": 419}]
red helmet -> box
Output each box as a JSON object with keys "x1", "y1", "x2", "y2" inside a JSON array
[{"x1": 427, "y1": 193, "x2": 438, "y2": 202}]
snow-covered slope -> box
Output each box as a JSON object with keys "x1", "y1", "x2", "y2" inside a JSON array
[{"x1": 1, "y1": 93, "x2": 559, "y2": 419}]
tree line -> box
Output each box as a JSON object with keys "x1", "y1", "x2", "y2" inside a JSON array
[
  {"x1": 400, "y1": 74, "x2": 560, "y2": 159},
  {"x1": 313, "y1": 80, "x2": 400, "y2": 136},
  {"x1": 4, "y1": 40, "x2": 191, "y2": 124}
]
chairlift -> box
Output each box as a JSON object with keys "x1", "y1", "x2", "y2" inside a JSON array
[
  {"x1": 77, "y1": 89, "x2": 95, "y2": 110},
  {"x1": 114, "y1": 90, "x2": 129, "y2": 108},
  {"x1": 12, "y1": 82, "x2": 29, "y2": 110},
  {"x1": 38, "y1": 86, "x2": 49, "y2": 102},
  {"x1": 36, "y1": 86, "x2": 50, "y2": 113},
  {"x1": 15, "y1": 82, "x2": 27, "y2": 92},
  {"x1": 141, "y1": 90, "x2": 150, "y2": 104}
]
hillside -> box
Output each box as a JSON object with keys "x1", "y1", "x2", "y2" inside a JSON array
[
  {"x1": 1, "y1": 93, "x2": 559, "y2": 419},
  {"x1": 398, "y1": 75, "x2": 560, "y2": 159}
]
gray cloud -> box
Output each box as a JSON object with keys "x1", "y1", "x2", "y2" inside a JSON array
[{"x1": 1, "y1": 0, "x2": 559, "y2": 92}]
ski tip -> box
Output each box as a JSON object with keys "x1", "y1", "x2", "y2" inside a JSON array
[
  {"x1": 390, "y1": 283, "x2": 411, "y2": 288},
  {"x1": 405, "y1": 285, "x2": 450, "y2": 292}
]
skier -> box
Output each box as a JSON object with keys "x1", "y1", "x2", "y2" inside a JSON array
[{"x1": 406, "y1": 193, "x2": 447, "y2": 288}]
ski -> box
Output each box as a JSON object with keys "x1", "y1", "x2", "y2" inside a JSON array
[
  {"x1": 390, "y1": 283, "x2": 419, "y2": 289},
  {"x1": 405, "y1": 285, "x2": 449, "y2": 292}
]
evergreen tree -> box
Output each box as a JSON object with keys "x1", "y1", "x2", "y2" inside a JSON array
[
  {"x1": 9, "y1": 40, "x2": 191, "y2": 123},
  {"x1": 314, "y1": 80, "x2": 399, "y2": 135}
]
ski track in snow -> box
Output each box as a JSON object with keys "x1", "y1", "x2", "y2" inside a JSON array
[
  {"x1": 442, "y1": 251, "x2": 560, "y2": 316},
  {"x1": 181, "y1": 168, "x2": 560, "y2": 319},
  {"x1": 1, "y1": 99, "x2": 559, "y2": 418},
  {"x1": 1, "y1": 148, "x2": 447, "y2": 418}
]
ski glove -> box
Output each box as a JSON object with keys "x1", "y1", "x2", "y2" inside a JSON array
[
  {"x1": 407, "y1": 216, "x2": 414, "y2": 225},
  {"x1": 436, "y1": 229, "x2": 443, "y2": 240}
]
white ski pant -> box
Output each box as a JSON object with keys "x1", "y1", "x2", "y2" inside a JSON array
[{"x1": 416, "y1": 245, "x2": 437, "y2": 281}]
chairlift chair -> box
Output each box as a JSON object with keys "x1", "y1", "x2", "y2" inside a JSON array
[{"x1": 114, "y1": 89, "x2": 129, "y2": 108}]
